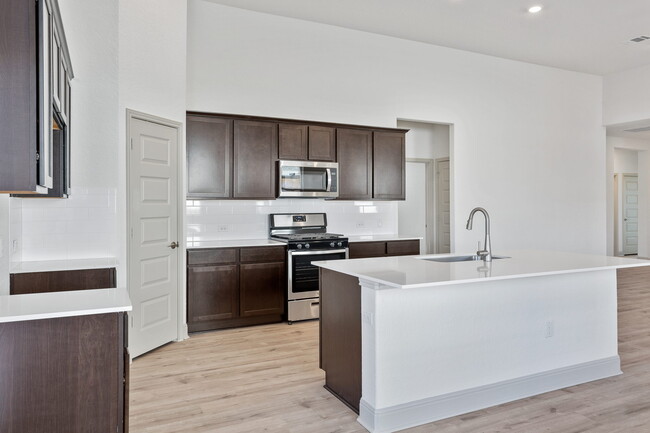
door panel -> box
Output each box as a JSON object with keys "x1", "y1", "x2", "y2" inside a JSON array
[
  {"x1": 436, "y1": 159, "x2": 451, "y2": 254},
  {"x1": 240, "y1": 262, "x2": 285, "y2": 317},
  {"x1": 129, "y1": 117, "x2": 179, "y2": 358},
  {"x1": 336, "y1": 129, "x2": 372, "y2": 200},
  {"x1": 233, "y1": 120, "x2": 278, "y2": 199},
  {"x1": 186, "y1": 116, "x2": 232, "y2": 198},
  {"x1": 373, "y1": 131, "x2": 405, "y2": 200},
  {"x1": 623, "y1": 174, "x2": 639, "y2": 255}
]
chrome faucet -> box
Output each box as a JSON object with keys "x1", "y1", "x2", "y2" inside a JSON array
[{"x1": 466, "y1": 207, "x2": 492, "y2": 262}]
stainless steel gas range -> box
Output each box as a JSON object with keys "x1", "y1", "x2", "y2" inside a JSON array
[{"x1": 269, "y1": 213, "x2": 349, "y2": 323}]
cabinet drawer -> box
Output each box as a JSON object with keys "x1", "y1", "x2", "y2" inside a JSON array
[
  {"x1": 349, "y1": 242, "x2": 386, "y2": 259},
  {"x1": 188, "y1": 249, "x2": 238, "y2": 265},
  {"x1": 386, "y1": 240, "x2": 420, "y2": 256},
  {"x1": 240, "y1": 246, "x2": 286, "y2": 263}
]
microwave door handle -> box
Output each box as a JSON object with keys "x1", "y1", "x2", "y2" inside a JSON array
[{"x1": 326, "y1": 169, "x2": 333, "y2": 192}]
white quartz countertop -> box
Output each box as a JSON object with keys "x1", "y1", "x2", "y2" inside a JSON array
[
  {"x1": 0, "y1": 288, "x2": 132, "y2": 323},
  {"x1": 313, "y1": 250, "x2": 650, "y2": 289},
  {"x1": 347, "y1": 235, "x2": 423, "y2": 243},
  {"x1": 186, "y1": 239, "x2": 285, "y2": 249},
  {"x1": 11, "y1": 257, "x2": 118, "y2": 274}
]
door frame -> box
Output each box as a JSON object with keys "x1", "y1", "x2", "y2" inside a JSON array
[
  {"x1": 435, "y1": 157, "x2": 451, "y2": 254},
  {"x1": 125, "y1": 109, "x2": 187, "y2": 346},
  {"x1": 404, "y1": 158, "x2": 435, "y2": 254}
]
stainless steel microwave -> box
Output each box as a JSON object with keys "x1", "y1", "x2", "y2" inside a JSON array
[{"x1": 278, "y1": 160, "x2": 339, "y2": 198}]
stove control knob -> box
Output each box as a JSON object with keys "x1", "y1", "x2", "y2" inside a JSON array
[
  {"x1": 304, "y1": 243, "x2": 310, "y2": 249},
  {"x1": 297, "y1": 244, "x2": 303, "y2": 249},
  {"x1": 337, "y1": 241, "x2": 343, "y2": 247},
  {"x1": 330, "y1": 242, "x2": 336, "y2": 248}
]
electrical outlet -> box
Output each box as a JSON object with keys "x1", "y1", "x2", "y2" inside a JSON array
[
  {"x1": 356, "y1": 222, "x2": 365, "y2": 228},
  {"x1": 217, "y1": 225, "x2": 230, "y2": 232},
  {"x1": 377, "y1": 220, "x2": 383, "y2": 228},
  {"x1": 362, "y1": 311, "x2": 375, "y2": 326},
  {"x1": 12, "y1": 240, "x2": 17, "y2": 253},
  {"x1": 545, "y1": 320, "x2": 554, "y2": 338}
]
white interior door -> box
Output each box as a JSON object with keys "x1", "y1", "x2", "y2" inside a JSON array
[
  {"x1": 436, "y1": 159, "x2": 451, "y2": 254},
  {"x1": 398, "y1": 162, "x2": 428, "y2": 254},
  {"x1": 623, "y1": 174, "x2": 639, "y2": 255},
  {"x1": 129, "y1": 117, "x2": 179, "y2": 358}
]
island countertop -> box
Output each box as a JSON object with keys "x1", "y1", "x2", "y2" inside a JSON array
[
  {"x1": 0, "y1": 287, "x2": 132, "y2": 323},
  {"x1": 313, "y1": 250, "x2": 650, "y2": 289}
]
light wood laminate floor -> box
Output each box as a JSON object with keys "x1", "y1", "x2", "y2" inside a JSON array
[{"x1": 130, "y1": 267, "x2": 650, "y2": 432}]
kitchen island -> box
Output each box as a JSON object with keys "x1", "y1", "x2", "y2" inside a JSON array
[{"x1": 315, "y1": 250, "x2": 650, "y2": 433}]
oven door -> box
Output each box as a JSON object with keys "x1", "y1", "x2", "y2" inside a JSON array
[
  {"x1": 278, "y1": 160, "x2": 338, "y2": 198},
  {"x1": 287, "y1": 249, "x2": 348, "y2": 300}
]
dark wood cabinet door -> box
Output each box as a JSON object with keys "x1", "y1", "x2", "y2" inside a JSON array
[
  {"x1": 240, "y1": 262, "x2": 285, "y2": 317},
  {"x1": 373, "y1": 131, "x2": 405, "y2": 200},
  {"x1": 233, "y1": 120, "x2": 278, "y2": 199},
  {"x1": 0, "y1": 313, "x2": 123, "y2": 432},
  {"x1": 348, "y1": 242, "x2": 387, "y2": 259},
  {"x1": 336, "y1": 129, "x2": 373, "y2": 200},
  {"x1": 386, "y1": 240, "x2": 420, "y2": 256},
  {"x1": 10, "y1": 268, "x2": 117, "y2": 295},
  {"x1": 308, "y1": 126, "x2": 336, "y2": 161},
  {"x1": 186, "y1": 116, "x2": 232, "y2": 198},
  {"x1": 187, "y1": 264, "x2": 239, "y2": 328},
  {"x1": 278, "y1": 124, "x2": 308, "y2": 160}
]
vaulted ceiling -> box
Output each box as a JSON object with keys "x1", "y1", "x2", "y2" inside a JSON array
[{"x1": 205, "y1": 0, "x2": 650, "y2": 76}]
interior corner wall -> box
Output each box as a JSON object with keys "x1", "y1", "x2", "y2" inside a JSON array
[
  {"x1": 187, "y1": 0, "x2": 606, "y2": 254},
  {"x1": 606, "y1": 136, "x2": 650, "y2": 257},
  {"x1": 603, "y1": 64, "x2": 650, "y2": 126},
  {"x1": 118, "y1": 0, "x2": 188, "y2": 287}
]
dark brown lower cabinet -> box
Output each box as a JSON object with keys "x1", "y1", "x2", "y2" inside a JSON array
[
  {"x1": 0, "y1": 312, "x2": 129, "y2": 433},
  {"x1": 240, "y1": 262, "x2": 285, "y2": 317},
  {"x1": 10, "y1": 267, "x2": 117, "y2": 295},
  {"x1": 187, "y1": 246, "x2": 286, "y2": 332},
  {"x1": 348, "y1": 239, "x2": 420, "y2": 259}
]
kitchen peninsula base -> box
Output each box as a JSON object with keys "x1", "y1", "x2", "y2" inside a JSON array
[{"x1": 318, "y1": 251, "x2": 650, "y2": 433}]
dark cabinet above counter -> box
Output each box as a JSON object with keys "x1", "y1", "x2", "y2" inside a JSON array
[
  {"x1": 186, "y1": 112, "x2": 408, "y2": 201},
  {"x1": 1, "y1": 0, "x2": 73, "y2": 197}
]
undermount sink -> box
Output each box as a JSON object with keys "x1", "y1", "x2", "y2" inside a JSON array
[{"x1": 421, "y1": 255, "x2": 510, "y2": 263}]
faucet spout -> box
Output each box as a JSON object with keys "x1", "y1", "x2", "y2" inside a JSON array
[{"x1": 466, "y1": 207, "x2": 492, "y2": 262}]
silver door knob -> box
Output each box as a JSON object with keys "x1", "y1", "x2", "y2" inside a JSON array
[{"x1": 169, "y1": 241, "x2": 179, "y2": 249}]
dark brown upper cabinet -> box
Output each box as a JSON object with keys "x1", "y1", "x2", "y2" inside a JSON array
[
  {"x1": 1, "y1": 0, "x2": 73, "y2": 195},
  {"x1": 308, "y1": 126, "x2": 336, "y2": 161},
  {"x1": 278, "y1": 124, "x2": 336, "y2": 162},
  {"x1": 278, "y1": 124, "x2": 308, "y2": 160},
  {"x1": 233, "y1": 120, "x2": 278, "y2": 199},
  {"x1": 186, "y1": 115, "x2": 233, "y2": 199},
  {"x1": 373, "y1": 131, "x2": 406, "y2": 200},
  {"x1": 336, "y1": 129, "x2": 373, "y2": 200}
]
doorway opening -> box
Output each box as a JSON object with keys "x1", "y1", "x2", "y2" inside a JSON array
[{"x1": 396, "y1": 120, "x2": 451, "y2": 254}]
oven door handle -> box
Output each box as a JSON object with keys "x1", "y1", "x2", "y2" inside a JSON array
[{"x1": 289, "y1": 249, "x2": 348, "y2": 256}]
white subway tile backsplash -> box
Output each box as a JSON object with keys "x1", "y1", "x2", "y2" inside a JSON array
[
  {"x1": 186, "y1": 199, "x2": 398, "y2": 241},
  {"x1": 14, "y1": 187, "x2": 118, "y2": 261}
]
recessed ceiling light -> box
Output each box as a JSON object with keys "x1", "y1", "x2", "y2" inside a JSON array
[{"x1": 528, "y1": 5, "x2": 543, "y2": 13}]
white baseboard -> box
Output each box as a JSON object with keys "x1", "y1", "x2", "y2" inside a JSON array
[{"x1": 357, "y1": 356, "x2": 621, "y2": 433}]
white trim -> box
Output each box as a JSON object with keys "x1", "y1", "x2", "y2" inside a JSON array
[
  {"x1": 357, "y1": 356, "x2": 621, "y2": 433},
  {"x1": 125, "y1": 109, "x2": 188, "y2": 352},
  {"x1": 403, "y1": 158, "x2": 434, "y2": 254},
  {"x1": 434, "y1": 157, "x2": 450, "y2": 254}
]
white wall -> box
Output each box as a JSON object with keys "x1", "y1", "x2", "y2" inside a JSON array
[
  {"x1": 187, "y1": 1, "x2": 606, "y2": 254},
  {"x1": 614, "y1": 148, "x2": 638, "y2": 173},
  {"x1": 12, "y1": 0, "x2": 120, "y2": 263},
  {"x1": 117, "y1": 0, "x2": 188, "y2": 286},
  {"x1": 606, "y1": 136, "x2": 650, "y2": 257},
  {"x1": 603, "y1": 64, "x2": 650, "y2": 126},
  {"x1": 399, "y1": 121, "x2": 450, "y2": 160}
]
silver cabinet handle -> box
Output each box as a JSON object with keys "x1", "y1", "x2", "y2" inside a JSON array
[{"x1": 169, "y1": 241, "x2": 179, "y2": 249}]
